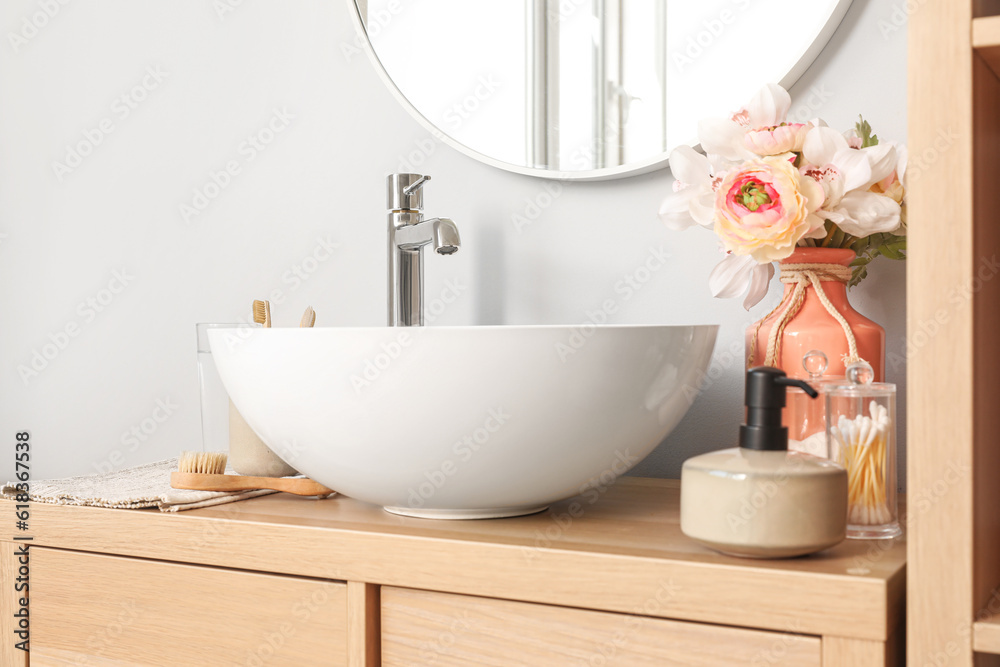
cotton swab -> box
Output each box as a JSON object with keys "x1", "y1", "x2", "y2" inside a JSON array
[{"x1": 830, "y1": 401, "x2": 892, "y2": 526}]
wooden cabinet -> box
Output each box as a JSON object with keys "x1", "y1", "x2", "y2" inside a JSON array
[
  {"x1": 0, "y1": 479, "x2": 903, "y2": 666},
  {"x1": 29, "y1": 547, "x2": 348, "y2": 666},
  {"x1": 380, "y1": 586, "x2": 821, "y2": 666}
]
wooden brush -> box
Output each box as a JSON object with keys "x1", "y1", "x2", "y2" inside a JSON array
[
  {"x1": 178, "y1": 451, "x2": 228, "y2": 474},
  {"x1": 299, "y1": 306, "x2": 316, "y2": 328},
  {"x1": 252, "y1": 299, "x2": 271, "y2": 328},
  {"x1": 172, "y1": 451, "x2": 335, "y2": 497}
]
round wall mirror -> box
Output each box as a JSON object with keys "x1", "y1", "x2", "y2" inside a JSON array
[{"x1": 351, "y1": 0, "x2": 853, "y2": 181}]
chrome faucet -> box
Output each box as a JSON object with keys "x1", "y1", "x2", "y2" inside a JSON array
[{"x1": 386, "y1": 174, "x2": 461, "y2": 326}]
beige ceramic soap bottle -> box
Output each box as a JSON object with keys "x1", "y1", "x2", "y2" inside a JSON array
[{"x1": 681, "y1": 366, "x2": 848, "y2": 558}]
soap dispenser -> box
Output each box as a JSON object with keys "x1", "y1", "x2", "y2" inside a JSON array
[{"x1": 680, "y1": 366, "x2": 848, "y2": 558}]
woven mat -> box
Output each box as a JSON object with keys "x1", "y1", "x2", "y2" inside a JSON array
[{"x1": 0, "y1": 458, "x2": 276, "y2": 512}]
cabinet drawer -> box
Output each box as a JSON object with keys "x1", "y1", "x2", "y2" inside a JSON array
[
  {"x1": 381, "y1": 586, "x2": 820, "y2": 666},
  {"x1": 30, "y1": 547, "x2": 347, "y2": 666}
]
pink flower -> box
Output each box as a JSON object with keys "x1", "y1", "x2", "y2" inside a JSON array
[
  {"x1": 714, "y1": 155, "x2": 826, "y2": 263},
  {"x1": 699, "y1": 83, "x2": 795, "y2": 161},
  {"x1": 744, "y1": 122, "x2": 811, "y2": 156}
]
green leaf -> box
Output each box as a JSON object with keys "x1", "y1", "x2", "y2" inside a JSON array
[
  {"x1": 850, "y1": 255, "x2": 873, "y2": 268},
  {"x1": 849, "y1": 263, "x2": 869, "y2": 288},
  {"x1": 850, "y1": 237, "x2": 872, "y2": 255},
  {"x1": 876, "y1": 236, "x2": 907, "y2": 260},
  {"x1": 856, "y1": 115, "x2": 879, "y2": 148},
  {"x1": 877, "y1": 245, "x2": 901, "y2": 260}
]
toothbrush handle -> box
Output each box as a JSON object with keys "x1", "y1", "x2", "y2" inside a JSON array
[{"x1": 170, "y1": 472, "x2": 335, "y2": 497}]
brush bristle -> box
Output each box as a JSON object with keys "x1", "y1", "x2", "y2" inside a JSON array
[
  {"x1": 178, "y1": 451, "x2": 228, "y2": 475},
  {"x1": 252, "y1": 300, "x2": 267, "y2": 325}
]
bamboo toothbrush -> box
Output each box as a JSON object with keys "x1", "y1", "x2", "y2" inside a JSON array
[
  {"x1": 172, "y1": 451, "x2": 335, "y2": 497},
  {"x1": 299, "y1": 306, "x2": 316, "y2": 328},
  {"x1": 252, "y1": 299, "x2": 271, "y2": 328}
]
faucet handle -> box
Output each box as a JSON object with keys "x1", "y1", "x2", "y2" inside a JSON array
[
  {"x1": 402, "y1": 175, "x2": 430, "y2": 195},
  {"x1": 387, "y1": 173, "x2": 431, "y2": 211}
]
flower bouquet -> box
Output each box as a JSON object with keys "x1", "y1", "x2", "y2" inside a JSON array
[{"x1": 659, "y1": 83, "x2": 906, "y2": 311}]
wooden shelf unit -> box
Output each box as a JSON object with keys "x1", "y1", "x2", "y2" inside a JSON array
[
  {"x1": 976, "y1": 614, "x2": 1000, "y2": 655},
  {"x1": 973, "y1": 16, "x2": 1000, "y2": 78},
  {"x1": 910, "y1": 3, "x2": 1000, "y2": 665}
]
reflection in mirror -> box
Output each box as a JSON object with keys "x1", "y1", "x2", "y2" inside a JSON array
[{"x1": 354, "y1": 0, "x2": 853, "y2": 180}]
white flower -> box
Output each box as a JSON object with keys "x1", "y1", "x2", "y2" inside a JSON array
[
  {"x1": 658, "y1": 145, "x2": 723, "y2": 230},
  {"x1": 896, "y1": 143, "x2": 908, "y2": 185},
  {"x1": 801, "y1": 126, "x2": 902, "y2": 237},
  {"x1": 708, "y1": 252, "x2": 775, "y2": 310}
]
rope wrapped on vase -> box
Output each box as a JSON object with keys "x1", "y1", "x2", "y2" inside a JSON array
[{"x1": 747, "y1": 262, "x2": 865, "y2": 370}]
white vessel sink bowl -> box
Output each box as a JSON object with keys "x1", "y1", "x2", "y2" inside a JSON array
[{"x1": 209, "y1": 324, "x2": 717, "y2": 519}]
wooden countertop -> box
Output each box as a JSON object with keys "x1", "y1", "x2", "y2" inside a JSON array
[{"x1": 4, "y1": 477, "x2": 905, "y2": 641}]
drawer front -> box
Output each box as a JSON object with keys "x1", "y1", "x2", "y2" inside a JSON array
[
  {"x1": 30, "y1": 547, "x2": 347, "y2": 666},
  {"x1": 382, "y1": 586, "x2": 821, "y2": 666}
]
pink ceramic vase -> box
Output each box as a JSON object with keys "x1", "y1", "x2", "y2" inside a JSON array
[{"x1": 745, "y1": 247, "x2": 885, "y2": 381}]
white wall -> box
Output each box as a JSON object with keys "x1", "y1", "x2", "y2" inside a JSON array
[{"x1": 0, "y1": 0, "x2": 907, "y2": 484}]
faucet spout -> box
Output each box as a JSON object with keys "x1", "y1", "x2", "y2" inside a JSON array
[
  {"x1": 433, "y1": 218, "x2": 461, "y2": 255},
  {"x1": 395, "y1": 217, "x2": 461, "y2": 255}
]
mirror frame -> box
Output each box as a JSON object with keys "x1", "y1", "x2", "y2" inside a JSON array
[{"x1": 349, "y1": 0, "x2": 854, "y2": 181}]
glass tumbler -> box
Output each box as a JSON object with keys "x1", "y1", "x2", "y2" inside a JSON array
[
  {"x1": 825, "y1": 381, "x2": 902, "y2": 539},
  {"x1": 196, "y1": 323, "x2": 252, "y2": 453},
  {"x1": 196, "y1": 322, "x2": 298, "y2": 476}
]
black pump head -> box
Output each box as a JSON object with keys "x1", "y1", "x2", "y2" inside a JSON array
[{"x1": 739, "y1": 366, "x2": 818, "y2": 451}]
